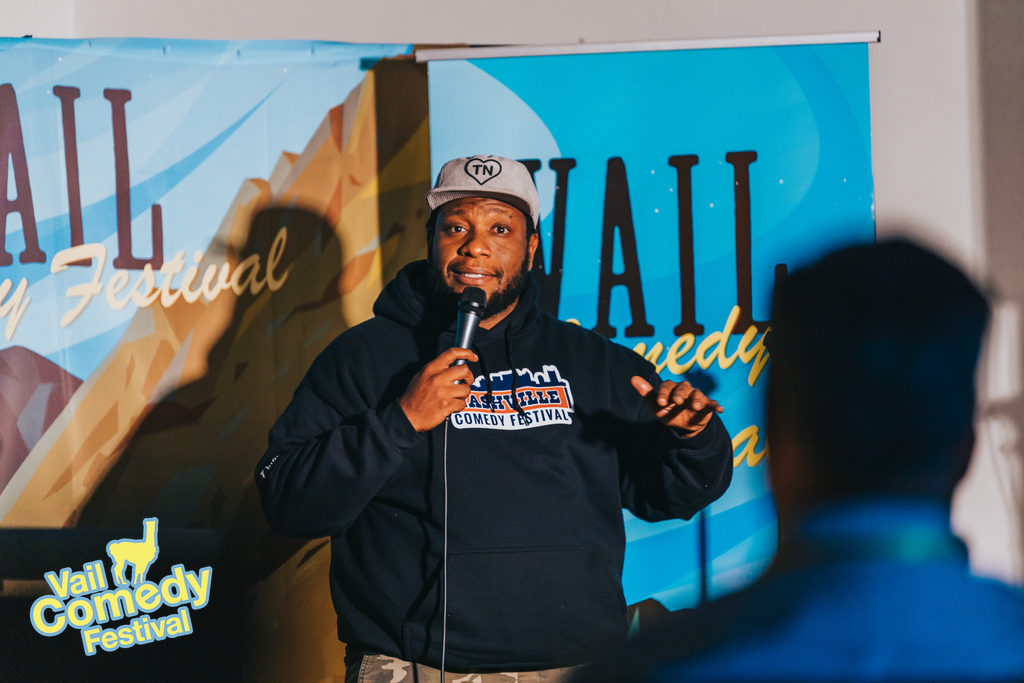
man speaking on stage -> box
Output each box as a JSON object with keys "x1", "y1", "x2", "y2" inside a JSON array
[{"x1": 255, "y1": 156, "x2": 734, "y2": 682}]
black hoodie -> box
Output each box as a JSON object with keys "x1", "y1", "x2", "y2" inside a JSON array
[{"x1": 255, "y1": 261, "x2": 733, "y2": 671}]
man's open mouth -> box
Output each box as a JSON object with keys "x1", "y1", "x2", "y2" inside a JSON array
[{"x1": 451, "y1": 269, "x2": 497, "y2": 284}]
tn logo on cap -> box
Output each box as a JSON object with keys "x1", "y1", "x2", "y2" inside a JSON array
[{"x1": 464, "y1": 157, "x2": 502, "y2": 185}]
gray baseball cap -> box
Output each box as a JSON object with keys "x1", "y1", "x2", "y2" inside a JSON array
[{"x1": 425, "y1": 156, "x2": 540, "y2": 231}]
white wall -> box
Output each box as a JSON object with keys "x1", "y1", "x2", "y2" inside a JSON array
[
  {"x1": 5, "y1": 0, "x2": 1022, "y2": 582},
  {"x1": 0, "y1": 0, "x2": 73, "y2": 40},
  {"x1": 9, "y1": 0, "x2": 984, "y2": 273}
]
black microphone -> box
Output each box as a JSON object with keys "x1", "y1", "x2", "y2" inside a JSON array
[{"x1": 452, "y1": 286, "x2": 486, "y2": 366}]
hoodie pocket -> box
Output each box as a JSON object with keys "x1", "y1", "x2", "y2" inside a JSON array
[{"x1": 443, "y1": 545, "x2": 627, "y2": 666}]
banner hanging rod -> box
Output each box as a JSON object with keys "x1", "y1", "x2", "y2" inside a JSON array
[{"x1": 415, "y1": 31, "x2": 880, "y2": 62}]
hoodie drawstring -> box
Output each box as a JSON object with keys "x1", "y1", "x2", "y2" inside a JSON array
[
  {"x1": 505, "y1": 325, "x2": 530, "y2": 425},
  {"x1": 470, "y1": 326, "x2": 530, "y2": 424},
  {"x1": 474, "y1": 343, "x2": 496, "y2": 413}
]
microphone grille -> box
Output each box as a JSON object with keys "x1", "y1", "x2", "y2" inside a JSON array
[{"x1": 459, "y1": 286, "x2": 487, "y2": 311}]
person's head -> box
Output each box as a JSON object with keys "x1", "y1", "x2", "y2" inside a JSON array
[
  {"x1": 766, "y1": 239, "x2": 990, "y2": 521},
  {"x1": 424, "y1": 156, "x2": 540, "y2": 324}
]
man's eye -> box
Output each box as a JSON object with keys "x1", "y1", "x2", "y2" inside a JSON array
[{"x1": 494, "y1": 226, "x2": 508, "y2": 234}]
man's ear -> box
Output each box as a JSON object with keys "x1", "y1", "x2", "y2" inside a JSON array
[{"x1": 527, "y1": 231, "x2": 539, "y2": 266}]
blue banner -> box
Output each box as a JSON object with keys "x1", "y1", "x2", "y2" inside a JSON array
[{"x1": 428, "y1": 42, "x2": 875, "y2": 609}]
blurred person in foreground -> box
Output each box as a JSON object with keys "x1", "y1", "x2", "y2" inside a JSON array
[{"x1": 576, "y1": 239, "x2": 1024, "y2": 683}]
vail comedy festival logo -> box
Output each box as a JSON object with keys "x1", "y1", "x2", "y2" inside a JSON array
[{"x1": 29, "y1": 517, "x2": 213, "y2": 655}]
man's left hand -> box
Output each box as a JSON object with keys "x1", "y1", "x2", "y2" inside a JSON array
[{"x1": 631, "y1": 376, "x2": 724, "y2": 436}]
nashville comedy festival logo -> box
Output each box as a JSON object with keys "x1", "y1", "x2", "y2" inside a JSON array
[
  {"x1": 451, "y1": 365, "x2": 575, "y2": 430},
  {"x1": 29, "y1": 518, "x2": 213, "y2": 655}
]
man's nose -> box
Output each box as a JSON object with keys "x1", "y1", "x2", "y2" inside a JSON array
[{"x1": 457, "y1": 228, "x2": 490, "y2": 257}]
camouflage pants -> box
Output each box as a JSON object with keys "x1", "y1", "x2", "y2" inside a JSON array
[{"x1": 348, "y1": 653, "x2": 584, "y2": 683}]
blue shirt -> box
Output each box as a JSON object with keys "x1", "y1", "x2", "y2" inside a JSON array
[{"x1": 581, "y1": 498, "x2": 1024, "y2": 683}]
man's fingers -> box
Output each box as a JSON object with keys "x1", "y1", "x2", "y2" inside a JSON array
[
  {"x1": 671, "y1": 382, "x2": 710, "y2": 409},
  {"x1": 655, "y1": 402, "x2": 687, "y2": 422},
  {"x1": 435, "y1": 346, "x2": 479, "y2": 368},
  {"x1": 691, "y1": 395, "x2": 723, "y2": 414},
  {"x1": 656, "y1": 380, "x2": 680, "y2": 407},
  {"x1": 665, "y1": 381, "x2": 691, "y2": 406},
  {"x1": 655, "y1": 400, "x2": 718, "y2": 429},
  {"x1": 440, "y1": 364, "x2": 475, "y2": 386},
  {"x1": 400, "y1": 348, "x2": 482, "y2": 433},
  {"x1": 630, "y1": 376, "x2": 654, "y2": 397},
  {"x1": 442, "y1": 397, "x2": 469, "y2": 416},
  {"x1": 636, "y1": 376, "x2": 726, "y2": 426}
]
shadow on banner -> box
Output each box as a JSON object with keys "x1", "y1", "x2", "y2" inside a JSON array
[{"x1": 0, "y1": 57, "x2": 430, "y2": 683}]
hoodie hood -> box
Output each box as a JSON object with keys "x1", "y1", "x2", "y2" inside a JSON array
[{"x1": 373, "y1": 259, "x2": 541, "y2": 341}]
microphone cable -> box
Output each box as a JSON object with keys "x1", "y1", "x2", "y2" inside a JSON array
[
  {"x1": 441, "y1": 415, "x2": 449, "y2": 682},
  {"x1": 441, "y1": 287, "x2": 482, "y2": 682}
]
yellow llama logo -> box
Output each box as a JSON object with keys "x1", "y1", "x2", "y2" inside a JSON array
[
  {"x1": 29, "y1": 517, "x2": 212, "y2": 655},
  {"x1": 106, "y1": 517, "x2": 160, "y2": 587}
]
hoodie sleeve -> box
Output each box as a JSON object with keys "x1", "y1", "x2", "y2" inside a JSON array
[
  {"x1": 254, "y1": 357, "x2": 423, "y2": 539},
  {"x1": 618, "y1": 369, "x2": 734, "y2": 523}
]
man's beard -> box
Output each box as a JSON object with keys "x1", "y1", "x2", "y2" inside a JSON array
[{"x1": 427, "y1": 252, "x2": 532, "y2": 320}]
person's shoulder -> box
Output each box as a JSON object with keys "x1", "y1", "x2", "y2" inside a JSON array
[
  {"x1": 316, "y1": 314, "x2": 381, "y2": 353},
  {"x1": 961, "y1": 571, "x2": 1024, "y2": 614},
  {"x1": 540, "y1": 313, "x2": 638, "y2": 350},
  {"x1": 309, "y1": 314, "x2": 411, "y2": 374},
  {"x1": 539, "y1": 313, "x2": 656, "y2": 374}
]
